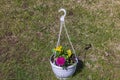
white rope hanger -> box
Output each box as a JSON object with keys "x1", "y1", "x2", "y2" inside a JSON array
[{"x1": 55, "y1": 8, "x2": 76, "y2": 57}]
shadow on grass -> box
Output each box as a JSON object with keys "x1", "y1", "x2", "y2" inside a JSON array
[
  {"x1": 73, "y1": 44, "x2": 92, "y2": 76},
  {"x1": 73, "y1": 58, "x2": 84, "y2": 76}
]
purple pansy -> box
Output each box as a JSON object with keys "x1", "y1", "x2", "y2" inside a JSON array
[{"x1": 56, "y1": 57, "x2": 65, "y2": 66}]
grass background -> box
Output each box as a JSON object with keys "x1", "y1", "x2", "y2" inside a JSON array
[{"x1": 0, "y1": 0, "x2": 120, "y2": 80}]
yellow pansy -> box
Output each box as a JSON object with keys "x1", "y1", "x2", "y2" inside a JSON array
[
  {"x1": 67, "y1": 49, "x2": 72, "y2": 57},
  {"x1": 54, "y1": 46, "x2": 62, "y2": 52}
]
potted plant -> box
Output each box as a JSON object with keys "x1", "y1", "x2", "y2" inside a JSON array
[
  {"x1": 50, "y1": 8, "x2": 78, "y2": 79},
  {"x1": 50, "y1": 46, "x2": 78, "y2": 79}
]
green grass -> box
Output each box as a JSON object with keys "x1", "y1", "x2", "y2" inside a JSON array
[{"x1": 0, "y1": 0, "x2": 120, "y2": 80}]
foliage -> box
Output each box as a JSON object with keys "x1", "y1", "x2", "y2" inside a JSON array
[{"x1": 52, "y1": 46, "x2": 76, "y2": 67}]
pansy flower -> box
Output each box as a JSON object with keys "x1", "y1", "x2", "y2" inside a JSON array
[
  {"x1": 54, "y1": 46, "x2": 62, "y2": 52},
  {"x1": 67, "y1": 49, "x2": 72, "y2": 57},
  {"x1": 56, "y1": 57, "x2": 65, "y2": 66}
]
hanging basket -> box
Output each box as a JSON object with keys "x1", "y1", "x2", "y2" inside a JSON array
[
  {"x1": 49, "y1": 8, "x2": 78, "y2": 79},
  {"x1": 50, "y1": 54, "x2": 78, "y2": 79}
]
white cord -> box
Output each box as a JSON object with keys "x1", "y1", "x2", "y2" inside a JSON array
[
  {"x1": 55, "y1": 8, "x2": 77, "y2": 57},
  {"x1": 63, "y1": 22, "x2": 76, "y2": 56},
  {"x1": 56, "y1": 21, "x2": 63, "y2": 47},
  {"x1": 55, "y1": 21, "x2": 76, "y2": 57}
]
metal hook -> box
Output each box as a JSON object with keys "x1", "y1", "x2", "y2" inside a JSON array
[{"x1": 59, "y1": 8, "x2": 66, "y2": 22}]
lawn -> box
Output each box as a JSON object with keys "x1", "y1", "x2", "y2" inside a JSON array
[{"x1": 0, "y1": 0, "x2": 120, "y2": 80}]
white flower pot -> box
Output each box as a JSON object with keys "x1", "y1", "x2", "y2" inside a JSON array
[{"x1": 50, "y1": 55, "x2": 78, "y2": 79}]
